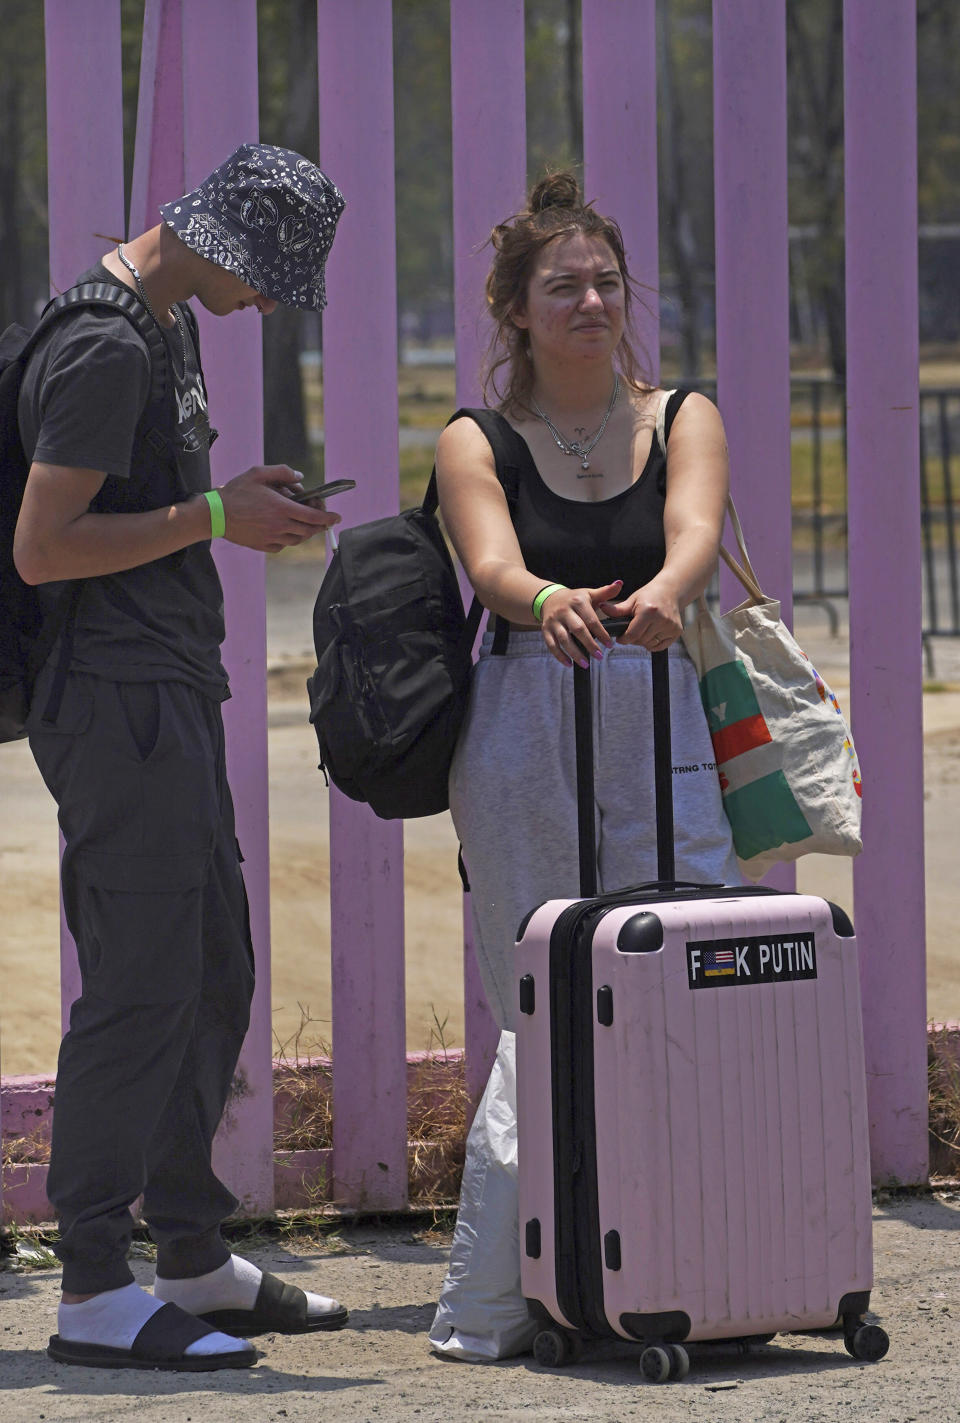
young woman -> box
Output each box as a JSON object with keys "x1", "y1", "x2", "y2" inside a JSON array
[{"x1": 429, "y1": 173, "x2": 738, "y2": 1361}]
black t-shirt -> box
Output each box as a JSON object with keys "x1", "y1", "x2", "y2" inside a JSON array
[{"x1": 18, "y1": 262, "x2": 228, "y2": 699}]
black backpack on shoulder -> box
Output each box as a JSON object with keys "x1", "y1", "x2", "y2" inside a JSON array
[
  {"x1": 0, "y1": 283, "x2": 164, "y2": 742},
  {"x1": 307, "y1": 407, "x2": 518, "y2": 819}
]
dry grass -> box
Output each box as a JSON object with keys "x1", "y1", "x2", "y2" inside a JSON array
[
  {"x1": 406, "y1": 1013, "x2": 467, "y2": 1207},
  {"x1": 272, "y1": 1008, "x2": 467, "y2": 1208},
  {"x1": 1, "y1": 1129, "x2": 51, "y2": 1167},
  {"x1": 929, "y1": 1026, "x2": 960, "y2": 1177},
  {"x1": 272, "y1": 1008, "x2": 334, "y2": 1154}
]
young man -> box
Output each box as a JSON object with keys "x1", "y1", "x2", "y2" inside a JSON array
[{"x1": 15, "y1": 144, "x2": 347, "y2": 1372}]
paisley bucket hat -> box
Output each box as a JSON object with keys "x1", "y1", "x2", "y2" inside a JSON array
[{"x1": 160, "y1": 143, "x2": 345, "y2": 310}]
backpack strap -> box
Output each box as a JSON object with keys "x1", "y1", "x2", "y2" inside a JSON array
[
  {"x1": 427, "y1": 407, "x2": 526, "y2": 655},
  {"x1": 37, "y1": 282, "x2": 168, "y2": 407},
  {"x1": 421, "y1": 406, "x2": 520, "y2": 518},
  {"x1": 461, "y1": 411, "x2": 524, "y2": 654},
  {"x1": 445, "y1": 407, "x2": 524, "y2": 511},
  {"x1": 18, "y1": 285, "x2": 172, "y2": 723}
]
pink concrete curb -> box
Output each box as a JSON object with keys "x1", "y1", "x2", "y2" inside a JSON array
[
  {"x1": 4, "y1": 1031, "x2": 957, "y2": 1228},
  {"x1": 2, "y1": 1051, "x2": 466, "y2": 1226}
]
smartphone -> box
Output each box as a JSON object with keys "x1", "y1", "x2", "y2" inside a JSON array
[{"x1": 290, "y1": 477, "x2": 357, "y2": 503}]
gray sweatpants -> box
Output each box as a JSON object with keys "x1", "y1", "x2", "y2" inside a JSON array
[
  {"x1": 431, "y1": 630, "x2": 738, "y2": 1359},
  {"x1": 450, "y1": 629, "x2": 739, "y2": 1032},
  {"x1": 28, "y1": 668, "x2": 255, "y2": 1294}
]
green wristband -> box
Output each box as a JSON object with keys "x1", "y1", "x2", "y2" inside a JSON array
[
  {"x1": 532, "y1": 582, "x2": 567, "y2": 622},
  {"x1": 203, "y1": 489, "x2": 226, "y2": 540}
]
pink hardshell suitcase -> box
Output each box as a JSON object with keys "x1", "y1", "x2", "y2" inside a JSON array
[{"x1": 514, "y1": 632, "x2": 888, "y2": 1381}]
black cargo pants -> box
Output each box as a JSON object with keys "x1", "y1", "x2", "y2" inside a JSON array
[{"x1": 28, "y1": 670, "x2": 255, "y2": 1295}]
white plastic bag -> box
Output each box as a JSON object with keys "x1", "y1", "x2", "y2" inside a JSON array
[{"x1": 429, "y1": 1032, "x2": 537, "y2": 1362}]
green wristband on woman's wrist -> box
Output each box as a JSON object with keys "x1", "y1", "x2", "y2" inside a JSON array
[
  {"x1": 532, "y1": 582, "x2": 567, "y2": 622},
  {"x1": 202, "y1": 489, "x2": 226, "y2": 539}
]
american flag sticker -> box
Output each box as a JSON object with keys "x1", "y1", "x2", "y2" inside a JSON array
[
  {"x1": 704, "y1": 948, "x2": 736, "y2": 977},
  {"x1": 687, "y1": 934, "x2": 818, "y2": 990}
]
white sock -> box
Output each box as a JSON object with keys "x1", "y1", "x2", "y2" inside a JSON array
[
  {"x1": 154, "y1": 1254, "x2": 342, "y2": 1319},
  {"x1": 58, "y1": 1282, "x2": 249, "y2": 1357}
]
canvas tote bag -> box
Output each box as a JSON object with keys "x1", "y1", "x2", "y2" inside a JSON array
[{"x1": 659, "y1": 399, "x2": 863, "y2": 879}]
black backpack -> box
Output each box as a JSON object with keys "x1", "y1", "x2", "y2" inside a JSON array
[
  {"x1": 0, "y1": 283, "x2": 164, "y2": 741},
  {"x1": 307, "y1": 407, "x2": 518, "y2": 819}
]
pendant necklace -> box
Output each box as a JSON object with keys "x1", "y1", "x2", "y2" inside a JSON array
[
  {"x1": 531, "y1": 373, "x2": 620, "y2": 472},
  {"x1": 117, "y1": 243, "x2": 185, "y2": 366}
]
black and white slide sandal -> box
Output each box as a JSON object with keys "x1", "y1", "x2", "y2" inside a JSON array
[
  {"x1": 47, "y1": 1301, "x2": 257, "y2": 1371},
  {"x1": 199, "y1": 1270, "x2": 348, "y2": 1335}
]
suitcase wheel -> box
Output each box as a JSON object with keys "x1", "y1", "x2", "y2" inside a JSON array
[
  {"x1": 843, "y1": 1323, "x2": 890, "y2": 1362},
  {"x1": 666, "y1": 1343, "x2": 690, "y2": 1380},
  {"x1": 640, "y1": 1345, "x2": 672, "y2": 1383},
  {"x1": 532, "y1": 1327, "x2": 581, "y2": 1368}
]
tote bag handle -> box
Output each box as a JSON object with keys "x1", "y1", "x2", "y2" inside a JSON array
[{"x1": 655, "y1": 388, "x2": 766, "y2": 608}]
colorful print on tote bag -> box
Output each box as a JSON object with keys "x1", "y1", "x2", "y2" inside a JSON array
[{"x1": 681, "y1": 502, "x2": 863, "y2": 881}]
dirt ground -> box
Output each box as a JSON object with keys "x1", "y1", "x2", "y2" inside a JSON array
[
  {"x1": 0, "y1": 1192, "x2": 957, "y2": 1422},
  {"x1": 1, "y1": 557, "x2": 958, "y2": 1077}
]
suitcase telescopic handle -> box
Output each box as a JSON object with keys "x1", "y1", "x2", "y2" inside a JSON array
[
  {"x1": 651, "y1": 647, "x2": 675, "y2": 883},
  {"x1": 600, "y1": 616, "x2": 631, "y2": 638},
  {"x1": 572, "y1": 619, "x2": 675, "y2": 898},
  {"x1": 623, "y1": 879, "x2": 709, "y2": 895}
]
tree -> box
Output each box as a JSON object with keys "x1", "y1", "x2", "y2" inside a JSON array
[
  {"x1": 658, "y1": 0, "x2": 713, "y2": 377},
  {"x1": 526, "y1": 0, "x2": 582, "y2": 179},
  {"x1": 786, "y1": 0, "x2": 845, "y2": 378},
  {"x1": 0, "y1": 1, "x2": 47, "y2": 327},
  {"x1": 257, "y1": 0, "x2": 318, "y2": 473},
  {"x1": 393, "y1": 0, "x2": 453, "y2": 339}
]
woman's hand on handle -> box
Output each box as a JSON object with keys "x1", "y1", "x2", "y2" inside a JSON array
[
  {"x1": 539, "y1": 579, "x2": 624, "y2": 667},
  {"x1": 599, "y1": 576, "x2": 683, "y2": 654}
]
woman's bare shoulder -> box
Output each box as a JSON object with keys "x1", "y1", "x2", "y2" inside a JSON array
[
  {"x1": 436, "y1": 413, "x2": 499, "y2": 475},
  {"x1": 671, "y1": 389, "x2": 726, "y2": 439},
  {"x1": 675, "y1": 388, "x2": 721, "y2": 418}
]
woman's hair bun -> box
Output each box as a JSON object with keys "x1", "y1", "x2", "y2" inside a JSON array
[{"x1": 528, "y1": 171, "x2": 582, "y2": 214}]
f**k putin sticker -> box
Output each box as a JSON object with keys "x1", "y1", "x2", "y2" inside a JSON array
[{"x1": 686, "y1": 934, "x2": 818, "y2": 990}]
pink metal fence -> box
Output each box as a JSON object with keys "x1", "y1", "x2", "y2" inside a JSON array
[
  {"x1": 0, "y1": 0, "x2": 928, "y2": 1227},
  {"x1": 845, "y1": 0, "x2": 927, "y2": 1184},
  {"x1": 713, "y1": 2, "x2": 795, "y2": 912},
  {"x1": 449, "y1": 0, "x2": 526, "y2": 1111},
  {"x1": 317, "y1": 0, "x2": 409, "y2": 1210}
]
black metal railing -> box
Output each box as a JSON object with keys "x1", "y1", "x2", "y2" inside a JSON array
[
  {"x1": 686, "y1": 375, "x2": 960, "y2": 657},
  {"x1": 919, "y1": 388, "x2": 960, "y2": 641}
]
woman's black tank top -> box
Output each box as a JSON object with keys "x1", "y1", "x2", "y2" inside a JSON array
[{"x1": 478, "y1": 388, "x2": 690, "y2": 597}]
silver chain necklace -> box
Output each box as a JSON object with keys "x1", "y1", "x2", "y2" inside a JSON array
[
  {"x1": 531, "y1": 374, "x2": 620, "y2": 472},
  {"x1": 117, "y1": 243, "x2": 185, "y2": 366}
]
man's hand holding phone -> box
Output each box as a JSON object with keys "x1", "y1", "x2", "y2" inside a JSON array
[{"x1": 216, "y1": 465, "x2": 350, "y2": 552}]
